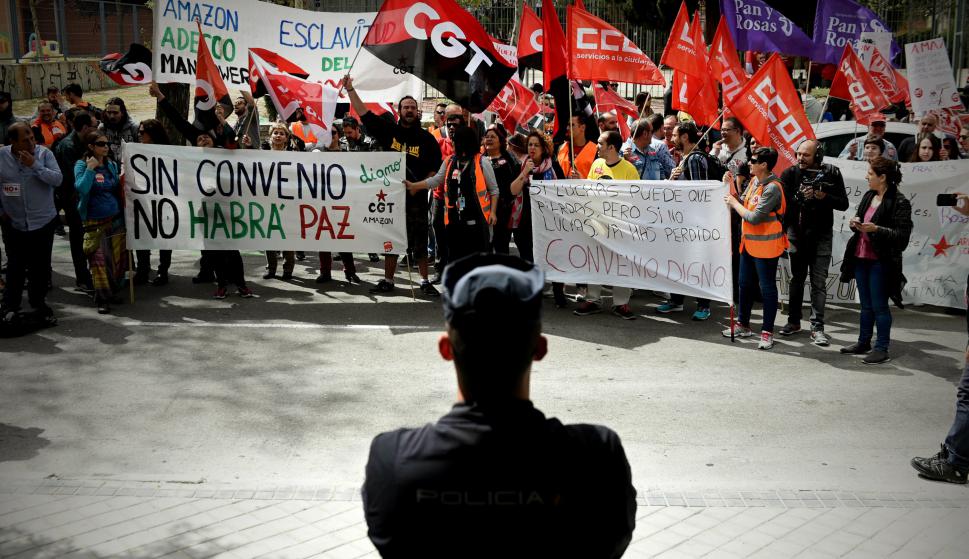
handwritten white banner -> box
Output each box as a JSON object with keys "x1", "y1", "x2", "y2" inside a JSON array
[
  {"x1": 122, "y1": 143, "x2": 407, "y2": 253},
  {"x1": 530, "y1": 179, "x2": 733, "y2": 303}
]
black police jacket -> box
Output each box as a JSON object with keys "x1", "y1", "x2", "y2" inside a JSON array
[{"x1": 363, "y1": 399, "x2": 636, "y2": 558}]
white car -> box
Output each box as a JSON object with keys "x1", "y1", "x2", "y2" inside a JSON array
[{"x1": 812, "y1": 121, "x2": 916, "y2": 159}]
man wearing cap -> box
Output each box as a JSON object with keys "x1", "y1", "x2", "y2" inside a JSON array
[
  {"x1": 363, "y1": 253, "x2": 636, "y2": 557},
  {"x1": 838, "y1": 120, "x2": 898, "y2": 161}
]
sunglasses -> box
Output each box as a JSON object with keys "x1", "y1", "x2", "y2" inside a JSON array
[
  {"x1": 435, "y1": 110, "x2": 445, "y2": 115},
  {"x1": 92, "y1": 141, "x2": 109, "y2": 147},
  {"x1": 749, "y1": 158, "x2": 763, "y2": 164}
]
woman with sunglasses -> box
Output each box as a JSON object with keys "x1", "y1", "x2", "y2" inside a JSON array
[
  {"x1": 839, "y1": 157, "x2": 912, "y2": 364},
  {"x1": 134, "y1": 119, "x2": 175, "y2": 286},
  {"x1": 723, "y1": 147, "x2": 788, "y2": 350},
  {"x1": 74, "y1": 131, "x2": 126, "y2": 314}
]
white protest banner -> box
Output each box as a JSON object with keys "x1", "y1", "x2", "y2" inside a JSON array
[
  {"x1": 530, "y1": 179, "x2": 733, "y2": 303},
  {"x1": 123, "y1": 143, "x2": 407, "y2": 253},
  {"x1": 152, "y1": 0, "x2": 419, "y2": 102},
  {"x1": 779, "y1": 159, "x2": 969, "y2": 309},
  {"x1": 905, "y1": 38, "x2": 965, "y2": 117}
]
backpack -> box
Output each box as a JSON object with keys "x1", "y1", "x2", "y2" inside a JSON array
[{"x1": 684, "y1": 151, "x2": 727, "y2": 181}]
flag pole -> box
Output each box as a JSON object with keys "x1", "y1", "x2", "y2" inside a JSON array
[
  {"x1": 567, "y1": 81, "x2": 577, "y2": 176},
  {"x1": 676, "y1": 105, "x2": 730, "y2": 168},
  {"x1": 803, "y1": 61, "x2": 812, "y2": 97},
  {"x1": 817, "y1": 95, "x2": 829, "y2": 124}
]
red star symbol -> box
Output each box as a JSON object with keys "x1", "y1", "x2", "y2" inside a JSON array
[
  {"x1": 931, "y1": 235, "x2": 955, "y2": 257},
  {"x1": 376, "y1": 190, "x2": 387, "y2": 202}
]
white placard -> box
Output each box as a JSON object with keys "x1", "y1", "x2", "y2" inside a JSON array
[
  {"x1": 530, "y1": 179, "x2": 733, "y2": 303},
  {"x1": 152, "y1": 0, "x2": 420, "y2": 102},
  {"x1": 905, "y1": 38, "x2": 964, "y2": 117},
  {"x1": 123, "y1": 143, "x2": 407, "y2": 253}
]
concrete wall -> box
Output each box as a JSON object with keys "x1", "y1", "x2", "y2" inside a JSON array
[{"x1": 0, "y1": 59, "x2": 113, "y2": 99}]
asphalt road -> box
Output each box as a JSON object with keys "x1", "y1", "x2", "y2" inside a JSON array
[{"x1": 1, "y1": 239, "x2": 967, "y2": 501}]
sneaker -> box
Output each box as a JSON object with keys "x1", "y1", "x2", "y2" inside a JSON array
[
  {"x1": 840, "y1": 342, "x2": 871, "y2": 355},
  {"x1": 810, "y1": 330, "x2": 831, "y2": 346},
  {"x1": 429, "y1": 274, "x2": 442, "y2": 285},
  {"x1": 721, "y1": 324, "x2": 753, "y2": 338},
  {"x1": 369, "y1": 279, "x2": 395, "y2": 293},
  {"x1": 295, "y1": 252, "x2": 306, "y2": 261},
  {"x1": 656, "y1": 301, "x2": 684, "y2": 314},
  {"x1": 97, "y1": 301, "x2": 110, "y2": 314},
  {"x1": 213, "y1": 287, "x2": 228, "y2": 299},
  {"x1": 237, "y1": 286, "x2": 255, "y2": 298},
  {"x1": 420, "y1": 282, "x2": 440, "y2": 297},
  {"x1": 862, "y1": 349, "x2": 890, "y2": 364},
  {"x1": 150, "y1": 273, "x2": 169, "y2": 287},
  {"x1": 369, "y1": 253, "x2": 381, "y2": 263},
  {"x1": 691, "y1": 308, "x2": 711, "y2": 321},
  {"x1": 612, "y1": 304, "x2": 636, "y2": 320},
  {"x1": 758, "y1": 331, "x2": 774, "y2": 350},
  {"x1": 281, "y1": 271, "x2": 293, "y2": 280},
  {"x1": 778, "y1": 323, "x2": 801, "y2": 336},
  {"x1": 345, "y1": 273, "x2": 361, "y2": 284},
  {"x1": 573, "y1": 301, "x2": 602, "y2": 316},
  {"x1": 74, "y1": 282, "x2": 94, "y2": 294},
  {"x1": 263, "y1": 272, "x2": 276, "y2": 280},
  {"x1": 316, "y1": 274, "x2": 332, "y2": 284},
  {"x1": 911, "y1": 446, "x2": 968, "y2": 484}
]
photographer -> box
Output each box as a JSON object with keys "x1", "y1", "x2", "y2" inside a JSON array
[{"x1": 778, "y1": 139, "x2": 849, "y2": 346}]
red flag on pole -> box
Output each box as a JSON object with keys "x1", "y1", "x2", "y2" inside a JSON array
[
  {"x1": 829, "y1": 44, "x2": 891, "y2": 126},
  {"x1": 688, "y1": 14, "x2": 719, "y2": 127},
  {"x1": 867, "y1": 47, "x2": 909, "y2": 105},
  {"x1": 194, "y1": 22, "x2": 232, "y2": 131},
  {"x1": 659, "y1": 1, "x2": 702, "y2": 77},
  {"x1": 728, "y1": 54, "x2": 815, "y2": 172},
  {"x1": 566, "y1": 5, "x2": 665, "y2": 85},
  {"x1": 249, "y1": 50, "x2": 338, "y2": 146},
  {"x1": 517, "y1": 4, "x2": 543, "y2": 71},
  {"x1": 489, "y1": 78, "x2": 542, "y2": 132},
  {"x1": 709, "y1": 16, "x2": 747, "y2": 105}
]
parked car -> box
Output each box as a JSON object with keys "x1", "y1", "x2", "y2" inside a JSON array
[{"x1": 813, "y1": 121, "x2": 916, "y2": 160}]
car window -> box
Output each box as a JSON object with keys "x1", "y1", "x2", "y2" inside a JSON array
[{"x1": 820, "y1": 133, "x2": 854, "y2": 159}]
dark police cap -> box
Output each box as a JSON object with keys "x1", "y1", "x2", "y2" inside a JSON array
[{"x1": 442, "y1": 253, "x2": 544, "y2": 325}]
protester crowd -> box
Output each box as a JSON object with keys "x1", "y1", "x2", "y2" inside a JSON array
[{"x1": 2, "y1": 77, "x2": 969, "y2": 358}]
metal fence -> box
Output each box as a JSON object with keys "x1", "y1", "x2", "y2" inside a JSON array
[{"x1": 2, "y1": 0, "x2": 150, "y2": 61}]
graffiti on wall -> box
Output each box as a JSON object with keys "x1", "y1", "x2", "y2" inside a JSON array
[{"x1": 0, "y1": 60, "x2": 112, "y2": 98}]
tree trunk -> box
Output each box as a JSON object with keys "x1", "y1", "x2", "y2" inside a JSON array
[{"x1": 157, "y1": 83, "x2": 191, "y2": 145}]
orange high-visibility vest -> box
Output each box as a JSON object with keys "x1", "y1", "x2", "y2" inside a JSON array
[
  {"x1": 291, "y1": 121, "x2": 317, "y2": 145},
  {"x1": 557, "y1": 140, "x2": 596, "y2": 179},
  {"x1": 443, "y1": 155, "x2": 491, "y2": 226},
  {"x1": 739, "y1": 176, "x2": 788, "y2": 258},
  {"x1": 33, "y1": 119, "x2": 66, "y2": 147},
  {"x1": 430, "y1": 126, "x2": 443, "y2": 140}
]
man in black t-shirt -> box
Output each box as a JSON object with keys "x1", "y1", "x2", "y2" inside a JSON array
[
  {"x1": 363, "y1": 254, "x2": 636, "y2": 557},
  {"x1": 343, "y1": 76, "x2": 442, "y2": 296}
]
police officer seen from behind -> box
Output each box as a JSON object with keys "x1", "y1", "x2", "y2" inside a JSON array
[
  {"x1": 363, "y1": 253, "x2": 636, "y2": 558},
  {"x1": 778, "y1": 139, "x2": 849, "y2": 346}
]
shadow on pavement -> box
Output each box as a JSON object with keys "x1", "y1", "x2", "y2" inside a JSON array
[{"x1": 0, "y1": 424, "x2": 50, "y2": 462}]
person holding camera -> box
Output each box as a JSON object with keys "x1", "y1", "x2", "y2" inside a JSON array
[{"x1": 778, "y1": 140, "x2": 849, "y2": 345}]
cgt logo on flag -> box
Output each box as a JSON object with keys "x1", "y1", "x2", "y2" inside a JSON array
[{"x1": 403, "y1": 3, "x2": 495, "y2": 76}]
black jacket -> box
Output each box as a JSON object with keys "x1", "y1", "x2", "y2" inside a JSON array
[
  {"x1": 840, "y1": 189, "x2": 913, "y2": 307},
  {"x1": 779, "y1": 163, "x2": 849, "y2": 245},
  {"x1": 363, "y1": 400, "x2": 636, "y2": 558}
]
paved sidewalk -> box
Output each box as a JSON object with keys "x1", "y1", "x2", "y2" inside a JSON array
[{"x1": 2, "y1": 479, "x2": 968, "y2": 558}]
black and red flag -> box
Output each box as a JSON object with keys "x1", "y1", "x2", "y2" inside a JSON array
[
  {"x1": 99, "y1": 43, "x2": 153, "y2": 86},
  {"x1": 517, "y1": 4, "x2": 543, "y2": 72},
  {"x1": 193, "y1": 22, "x2": 232, "y2": 132},
  {"x1": 362, "y1": 0, "x2": 516, "y2": 113}
]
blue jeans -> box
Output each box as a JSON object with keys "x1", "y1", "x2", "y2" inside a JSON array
[
  {"x1": 853, "y1": 259, "x2": 892, "y2": 351},
  {"x1": 738, "y1": 251, "x2": 779, "y2": 333},
  {"x1": 944, "y1": 362, "x2": 969, "y2": 468}
]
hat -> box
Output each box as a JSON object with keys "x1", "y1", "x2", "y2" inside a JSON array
[
  {"x1": 442, "y1": 253, "x2": 544, "y2": 326},
  {"x1": 870, "y1": 118, "x2": 887, "y2": 124}
]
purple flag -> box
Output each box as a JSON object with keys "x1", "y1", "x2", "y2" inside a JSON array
[
  {"x1": 812, "y1": 0, "x2": 899, "y2": 65},
  {"x1": 719, "y1": 0, "x2": 814, "y2": 58}
]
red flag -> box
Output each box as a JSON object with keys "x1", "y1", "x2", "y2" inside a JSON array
[
  {"x1": 709, "y1": 16, "x2": 747, "y2": 105},
  {"x1": 593, "y1": 83, "x2": 637, "y2": 118},
  {"x1": 542, "y1": 0, "x2": 570, "y2": 141},
  {"x1": 489, "y1": 78, "x2": 542, "y2": 132},
  {"x1": 830, "y1": 44, "x2": 891, "y2": 126},
  {"x1": 689, "y1": 14, "x2": 720, "y2": 127},
  {"x1": 248, "y1": 48, "x2": 309, "y2": 98},
  {"x1": 362, "y1": 0, "x2": 515, "y2": 112},
  {"x1": 867, "y1": 47, "x2": 908, "y2": 105},
  {"x1": 566, "y1": 6, "x2": 665, "y2": 85},
  {"x1": 659, "y1": 1, "x2": 702, "y2": 77},
  {"x1": 728, "y1": 54, "x2": 815, "y2": 172},
  {"x1": 194, "y1": 22, "x2": 232, "y2": 131},
  {"x1": 517, "y1": 4, "x2": 543, "y2": 71},
  {"x1": 249, "y1": 50, "x2": 338, "y2": 146}
]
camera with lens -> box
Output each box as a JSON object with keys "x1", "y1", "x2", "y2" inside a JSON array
[{"x1": 796, "y1": 168, "x2": 831, "y2": 202}]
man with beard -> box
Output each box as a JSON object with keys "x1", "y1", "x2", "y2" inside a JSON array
[
  {"x1": 343, "y1": 75, "x2": 442, "y2": 297},
  {"x1": 31, "y1": 102, "x2": 67, "y2": 148},
  {"x1": 778, "y1": 139, "x2": 848, "y2": 345},
  {"x1": 53, "y1": 111, "x2": 99, "y2": 292},
  {"x1": 232, "y1": 91, "x2": 260, "y2": 150},
  {"x1": 98, "y1": 97, "x2": 139, "y2": 162}
]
